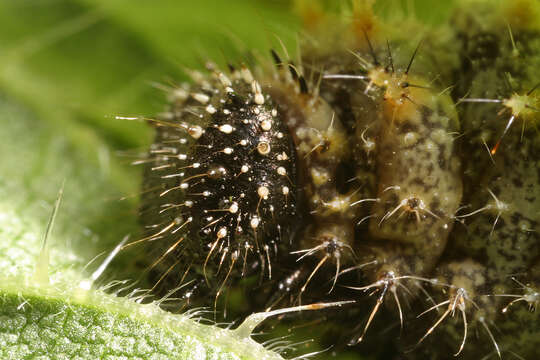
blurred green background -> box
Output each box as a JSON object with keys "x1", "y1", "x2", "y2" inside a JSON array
[{"x1": 0, "y1": 1, "x2": 453, "y2": 359}]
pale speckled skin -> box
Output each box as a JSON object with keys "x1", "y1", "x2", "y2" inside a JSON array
[
  {"x1": 452, "y1": 123, "x2": 540, "y2": 276},
  {"x1": 430, "y1": 1, "x2": 540, "y2": 357},
  {"x1": 448, "y1": 23, "x2": 540, "y2": 276},
  {"x1": 369, "y1": 85, "x2": 462, "y2": 273}
]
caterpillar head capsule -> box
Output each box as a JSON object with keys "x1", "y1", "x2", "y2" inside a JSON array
[{"x1": 138, "y1": 67, "x2": 300, "y2": 300}]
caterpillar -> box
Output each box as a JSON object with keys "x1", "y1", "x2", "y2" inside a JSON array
[{"x1": 130, "y1": 0, "x2": 540, "y2": 358}]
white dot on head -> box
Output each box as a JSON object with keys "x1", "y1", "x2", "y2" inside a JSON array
[
  {"x1": 229, "y1": 202, "x2": 239, "y2": 213},
  {"x1": 205, "y1": 104, "x2": 217, "y2": 114},
  {"x1": 277, "y1": 167, "x2": 286, "y2": 176},
  {"x1": 251, "y1": 81, "x2": 264, "y2": 104},
  {"x1": 276, "y1": 132, "x2": 284, "y2": 139},
  {"x1": 188, "y1": 125, "x2": 204, "y2": 139},
  {"x1": 282, "y1": 186, "x2": 289, "y2": 195},
  {"x1": 178, "y1": 154, "x2": 187, "y2": 160},
  {"x1": 240, "y1": 139, "x2": 248, "y2": 146},
  {"x1": 185, "y1": 200, "x2": 194, "y2": 207},
  {"x1": 253, "y1": 107, "x2": 260, "y2": 115},
  {"x1": 241, "y1": 165, "x2": 249, "y2": 173},
  {"x1": 271, "y1": 109, "x2": 277, "y2": 117},
  {"x1": 202, "y1": 190, "x2": 211, "y2": 196},
  {"x1": 261, "y1": 119, "x2": 272, "y2": 131},
  {"x1": 180, "y1": 183, "x2": 189, "y2": 189},
  {"x1": 257, "y1": 140, "x2": 271, "y2": 155},
  {"x1": 223, "y1": 109, "x2": 231, "y2": 115},
  {"x1": 217, "y1": 227, "x2": 227, "y2": 239},
  {"x1": 250, "y1": 217, "x2": 260, "y2": 229},
  {"x1": 258, "y1": 186, "x2": 269, "y2": 199},
  {"x1": 192, "y1": 162, "x2": 200, "y2": 168},
  {"x1": 223, "y1": 147, "x2": 233, "y2": 154},
  {"x1": 219, "y1": 124, "x2": 234, "y2": 133}
]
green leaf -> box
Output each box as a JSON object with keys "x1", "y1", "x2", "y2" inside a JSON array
[{"x1": 0, "y1": 280, "x2": 288, "y2": 360}]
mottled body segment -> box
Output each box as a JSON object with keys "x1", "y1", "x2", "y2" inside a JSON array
[
  {"x1": 370, "y1": 80, "x2": 462, "y2": 260},
  {"x1": 410, "y1": 260, "x2": 500, "y2": 360},
  {"x1": 423, "y1": 0, "x2": 540, "y2": 357},
  {"x1": 449, "y1": 0, "x2": 540, "y2": 295},
  {"x1": 456, "y1": 130, "x2": 540, "y2": 277}
]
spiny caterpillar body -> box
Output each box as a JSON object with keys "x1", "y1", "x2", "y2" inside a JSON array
[
  {"x1": 139, "y1": 66, "x2": 300, "y2": 302},
  {"x1": 132, "y1": 0, "x2": 540, "y2": 358}
]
